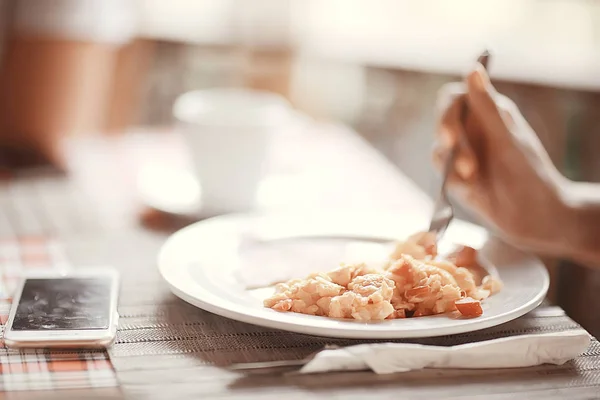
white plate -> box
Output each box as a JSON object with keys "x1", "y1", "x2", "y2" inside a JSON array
[{"x1": 158, "y1": 210, "x2": 549, "y2": 339}]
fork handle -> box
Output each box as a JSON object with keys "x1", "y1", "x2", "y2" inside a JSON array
[{"x1": 228, "y1": 359, "x2": 308, "y2": 371}]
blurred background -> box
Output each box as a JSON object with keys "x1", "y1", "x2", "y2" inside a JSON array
[
  {"x1": 2, "y1": 0, "x2": 600, "y2": 188},
  {"x1": 0, "y1": 0, "x2": 599, "y2": 333}
]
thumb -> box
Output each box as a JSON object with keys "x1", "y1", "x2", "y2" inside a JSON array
[
  {"x1": 467, "y1": 62, "x2": 496, "y2": 96},
  {"x1": 465, "y1": 64, "x2": 513, "y2": 145}
]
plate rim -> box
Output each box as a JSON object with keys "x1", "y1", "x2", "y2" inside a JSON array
[{"x1": 157, "y1": 211, "x2": 550, "y2": 339}]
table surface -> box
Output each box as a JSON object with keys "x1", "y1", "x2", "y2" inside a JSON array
[{"x1": 0, "y1": 123, "x2": 599, "y2": 399}]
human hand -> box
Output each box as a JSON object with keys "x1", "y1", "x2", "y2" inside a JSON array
[{"x1": 433, "y1": 64, "x2": 570, "y2": 254}]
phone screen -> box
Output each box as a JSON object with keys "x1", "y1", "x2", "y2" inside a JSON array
[{"x1": 12, "y1": 278, "x2": 113, "y2": 331}]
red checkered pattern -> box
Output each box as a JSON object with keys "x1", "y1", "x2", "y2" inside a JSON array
[
  {"x1": 0, "y1": 237, "x2": 119, "y2": 393},
  {"x1": 0, "y1": 236, "x2": 68, "y2": 303}
]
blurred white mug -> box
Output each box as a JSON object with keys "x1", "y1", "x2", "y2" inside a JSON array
[{"x1": 173, "y1": 88, "x2": 292, "y2": 216}]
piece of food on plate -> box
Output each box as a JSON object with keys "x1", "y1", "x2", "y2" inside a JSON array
[
  {"x1": 447, "y1": 245, "x2": 478, "y2": 268},
  {"x1": 263, "y1": 232, "x2": 503, "y2": 321},
  {"x1": 389, "y1": 231, "x2": 438, "y2": 261},
  {"x1": 264, "y1": 264, "x2": 396, "y2": 321}
]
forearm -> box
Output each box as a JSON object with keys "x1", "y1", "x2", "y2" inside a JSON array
[{"x1": 557, "y1": 180, "x2": 600, "y2": 267}]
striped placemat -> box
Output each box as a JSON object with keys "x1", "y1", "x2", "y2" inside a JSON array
[
  {"x1": 0, "y1": 237, "x2": 120, "y2": 393},
  {"x1": 108, "y1": 298, "x2": 600, "y2": 400}
]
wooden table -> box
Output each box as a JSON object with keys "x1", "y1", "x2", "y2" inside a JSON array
[{"x1": 1, "y1": 123, "x2": 598, "y2": 399}]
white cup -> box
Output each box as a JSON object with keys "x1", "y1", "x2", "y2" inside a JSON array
[{"x1": 173, "y1": 88, "x2": 292, "y2": 217}]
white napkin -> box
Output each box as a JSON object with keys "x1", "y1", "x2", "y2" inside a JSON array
[{"x1": 300, "y1": 330, "x2": 591, "y2": 374}]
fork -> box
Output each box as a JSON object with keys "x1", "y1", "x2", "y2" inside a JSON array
[
  {"x1": 227, "y1": 345, "x2": 340, "y2": 373},
  {"x1": 428, "y1": 50, "x2": 490, "y2": 241}
]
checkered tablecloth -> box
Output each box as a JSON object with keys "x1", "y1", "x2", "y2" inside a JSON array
[{"x1": 0, "y1": 237, "x2": 119, "y2": 393}]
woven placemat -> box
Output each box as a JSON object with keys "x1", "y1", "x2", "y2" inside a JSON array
[{"x1": 106, "y1": 289, "x2": 600, "y2": 400}]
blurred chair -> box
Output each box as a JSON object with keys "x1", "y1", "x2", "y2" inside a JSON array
[{"x1": 0, "y1": 0, "x2": 136, "y2": 168}]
